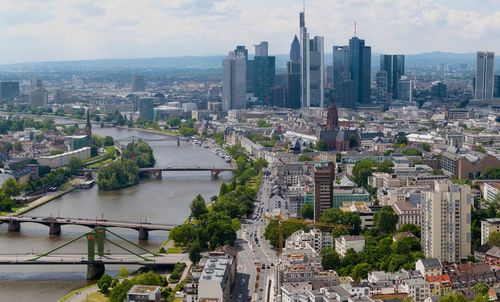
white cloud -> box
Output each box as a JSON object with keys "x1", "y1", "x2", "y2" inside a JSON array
[{"x1": 0, "y1": 0, "x2": 498, "y2": 64}]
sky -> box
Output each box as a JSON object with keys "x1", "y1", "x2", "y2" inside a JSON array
[{"x1": 0, "y1": 0, "x2": 499, "y2": 64}]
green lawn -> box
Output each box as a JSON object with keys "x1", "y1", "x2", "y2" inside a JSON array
[{"x1": 166, "y1": 247, "x2": 182, "y2": 254}]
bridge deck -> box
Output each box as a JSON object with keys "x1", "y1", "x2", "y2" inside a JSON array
[
  {"x1": 0, "y1": 253, "x2": 188, "y2": 265},
  {"x1": 0, "y1": 216, "x2": 176, "y2": 231}
]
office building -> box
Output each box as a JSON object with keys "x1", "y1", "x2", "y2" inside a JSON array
[
  {"x1": 300, "y1": 12, "x2": 310, "y2": 108},
  {"x1": 29, "y1": 88, "x2": 48, "y2": 106},
  {"x1": 375, "y1": 71, "x2": 388, "y2": 102},
  {"x1": 222, "y1": 50, "x2": 247, "y2": 111},
  {"x1": 234, "y1": 45, "x2": 253, "y2": 94},
  {"x1": 139, "y1": 98, "x2": 154, "y2": 120},
  {"x1": 196, "y1": 252, "x2": 235, "y2": 302},
  {"x1": 398, "y1": 76, "x2": 412, "y2": 102},
  {"x1": 332, "y1": 45, "x2": 349, "y2": 89},
  {"x1": 253, "y1": 42, "x2": 275, "y2": 102},
  {"x1": 285, "y1": 36, "x2": 301, "y2": 109},
  {"x1": 0, "y1": 81, "x2": 20, "y2": 103},
  {"x1": 430, "y1": 81, "x2": 447, "y2": 98},
  {"x1": 313, "y1": 161, "x2": 334, "y2": 221},
  {"x1": 30, "y1": 78, "x2": 43, "y2": 90},
  {"x1": 349, "y1": 36, "x2": 371, "y2": 104},
  {"x1": 309, "y1": 36, "x2": 325, "y2": 107},
  {"x1": 475, "y1": 51, "x2": 495, "y2": 99},
  {"x1": 495, "y1": 75, "x2": 500, "y2": 98},
  {"x1": 131, "y1": 75, "x2": 146, "y2": 92},
  {"x1": 38, "y1": 147, "x2": 91, "y2": 169},
  {"x1": 481, "y1": 218, "x2": 500, "y2": 245},
  {"x1": 380, "y1": 54, "x2": 405, "y2": 99},
  {"x1": 421, "y1": 180, "x2": 472, "y2": 262}
]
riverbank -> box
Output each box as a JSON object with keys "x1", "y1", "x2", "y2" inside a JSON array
[{"x1": 13, "y1": 179, "x2": 85, "y2": 216}]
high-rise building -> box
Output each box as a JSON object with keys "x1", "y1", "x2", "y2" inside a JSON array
[
  {"x1": 313, "y1": 161, "x2": 334, "y2": 221},
  {"x1": 309, "y1": 36, "x2": 325, "y2": 107},
  {"x1": 380, "y1": 54, "x2": 405, "y2": 99},
  {"x1": 131, "y1": 75, "x2": 146, "y2": 92},
  {"x1": 222, "y1": 51, "x2": 247, "y2": 111},
  {"x1": 0, "y1": 81, "x2": 20, "y2": 103},
  {"x1": 421, "y1": 180, "x2": 472, "y2": 262},
  {"x1": 494, "y1": 75, "x2": 500, "y2": 98},
  {"x1": 286, "y1": 36, "x2": 302, "y2": 109},
  {"x1": 332, "y1": 46, "x2": 349, "y2": 88},
  {"x1": 430, "y1": 81, "x2": 447, "y2": 98},
  {"x1": 139, "y1": 98, "x2": 154, "y2": 120},
  {"x1": 253, "y1": 42, "x2": 275, "y2": 103},
  {"x1": 30, "y1": 78, "x2": 43, "y2": 90},
  {"x1": 254, "y1": 41, "x2": 268, "y2": 57},
  {"x1": 234, "y1": 46, "x2": 253, "y2": 94},
  {"x1": 375, "y1": 71, "x2": 388, "y2": 102},
  {"x1": 475, "y1": 51, "x2": 495, "y2": 99},
  {"x1": 299, "y1": 12, "x2": 324, "y2": 108},
  {"x1": 300, "y1": 12, "x2": 310, "y2": 108},
  {"x1": 398, "y1": 76, "x2": 412, "y2": 102},
  {"x1": 349, "y1": 37, "x2": 371, "y2": 104},
  {"x1": 29, "y1": 88, "x2": 48, "y2": 106}
]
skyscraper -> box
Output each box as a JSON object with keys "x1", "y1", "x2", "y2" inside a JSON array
[
  {"x1": 222, "y1": 50, "x2": 247, "y2": 111},
  {"x1": 286, "y1": 36, "x2": 301, "y2": 109},
  {"x1": 253, "y1": 42, "x2": 275, "y2": 103},
  {"x1": 0, "y1": 81, "x2": 20, "y2": 103},
  {"x1": 139, "y1": 98, "x2": 154, "y2": 120},
  {"x1": 375, "y1": 71, "x2": 388, "y2": 102},
  {"x1": 299, "y1": 12, "x2": 324, "y2": 108},
  {"x1": 235, "y1": 46, "x2": 253, "y2": 94},
  {"x1": 131, "y1": 75, "x2": 146, "y2": 92},
  {"x1": 495, "y1": 75, "x2": 500, "y2": 98},
  {"x1": 398, "y1": 76, "x2": 412, "y2": 102},
  {"x1": 475, "y1": 51, "x2": 495, "y2": 99},
  {"x1": 300, "y1": 12, "x2": 310, "y2": 108},
  {"x1": 380, "y1": 54, "x2": 405, "y2": 99},
  {"x1": 349, "y1": 36, "x2": 371, "y2": 104},
  {"x1": 309, "y1": 36, "x2": 325, "y2": 107},
  {"x1": 332, "y1": 45, "x2": 349, "y2": 88},
  {"x1": 421, "y1": 180, "x2": 472, "y2": 262},
  {"x1": 254, "y1": 41, "x2": 268, "y2": 57},
  {"x1": 313, "y1": 161, "x2": 334, "y2": 221}
]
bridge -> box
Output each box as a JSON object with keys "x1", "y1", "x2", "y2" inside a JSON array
[
  {"x1": 115, "y1": 135, "x2": 175, "y2": 142},
  {"x1": 0, "y1": 215, "x2": 176, "y2": 240},
  {"x1": 0, "y1": 227, "x2": 189, "y2": 279},
  {"x1": 84, "y1": 166, "x2": 236, "y2": 179}
]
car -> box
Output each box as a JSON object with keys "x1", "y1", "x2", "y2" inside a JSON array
[{"x1": 261, "y1": 264, "x2": 265, "y2": 269}]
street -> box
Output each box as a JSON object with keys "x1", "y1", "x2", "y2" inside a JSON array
[{"x1": 232, "y1": 169, "x2": 278, "y2": 302}]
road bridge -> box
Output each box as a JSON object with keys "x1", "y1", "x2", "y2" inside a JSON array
[
  {"x1": 0, "y1": 227, "x2": 189, "y2": 279},
  {"x1": 0, "y1": 216, "x2": 175, "y2": 240},
  {"x1": 84, "y1": 166, "x2": 236, "y2": 179}
]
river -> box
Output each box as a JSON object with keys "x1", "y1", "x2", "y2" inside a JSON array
[{"x1": 0, "y1": 127, "x2": 231, "y2": 301}]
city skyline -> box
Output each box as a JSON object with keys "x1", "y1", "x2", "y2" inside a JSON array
[{"x1": 0, "y1": 0, "x2": 499, "y2": 64}]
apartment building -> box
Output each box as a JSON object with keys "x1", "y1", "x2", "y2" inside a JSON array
[
  {"x1": 420, "y1": 181, "x2": 472, "y2": 262},
  {"x1": 481, "y1": 218, "x2": 500, "y2": 245},
  {"x1": 335, "y1": 235, "x2": 365, "y2": 258}
]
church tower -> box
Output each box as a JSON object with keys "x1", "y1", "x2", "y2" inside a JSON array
[{"x1": 326, "y1": 100, "x2": 339, "y2": 131}]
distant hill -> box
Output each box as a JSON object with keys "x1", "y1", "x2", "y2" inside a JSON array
[{"x1": 0, "y1": 51, "x2": 484, "y2": 73}]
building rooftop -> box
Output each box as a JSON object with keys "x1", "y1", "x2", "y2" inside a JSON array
[
  {"x1": 127, "y1": 285, "x2": 161, "y2": 295},
  {"x1": 419, "y1": 258, "x2": 442, "y2": 270}
]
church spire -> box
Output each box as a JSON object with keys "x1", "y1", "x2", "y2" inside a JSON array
[{"x1": 85, "y1": 108, "x2": 92, "y2": 142}]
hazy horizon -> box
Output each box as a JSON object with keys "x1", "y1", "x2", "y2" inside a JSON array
[{"x1": 0, "y1": 0, "x2": 499, "y2": 65}]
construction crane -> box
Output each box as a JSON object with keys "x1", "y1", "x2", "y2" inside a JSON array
[{"x1": 264, "y1": 214, "x2": 352, "y2": 256}]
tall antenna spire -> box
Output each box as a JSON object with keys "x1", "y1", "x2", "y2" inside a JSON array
[
  {"x1": 354, "y1": 21, "x2": 357, "y2": 37},
  {"x1": 303, "y1": 0, "x2": 305, "y2": 13}
]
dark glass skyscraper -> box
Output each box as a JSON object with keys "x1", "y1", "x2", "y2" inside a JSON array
[
  {"x1": 0, "y1": 81, "x2": 20, "y2": 104},
  {"x1": 286, "y1": 36, "x2": 301, "y2": 109},
  {"x1": 253, "y1": 42, "x2": 275, "y2": 103},
  {"x1": 380, "y1": 54, "x2": 405, "y2": 99},
  {"x1": 349, "y1": 36, "x2": 371, "y2": 104}
]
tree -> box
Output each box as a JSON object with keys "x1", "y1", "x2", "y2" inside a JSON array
[
  {"x1": 349, "y1": 134, "x2": 359, "y2": 149},
  {"x1": 117, "y1": 268, "x2": 130, "y2": 278},
  {"x1": 320, "y1": 208, "x2": 362, "y2": 235},
  {"x1": 167, "y1": 116, "x2": 181, "y2": 128},
  {"x1": 190, "y1": 194, "x2": 208, "y2": 220},
  {"x1": 352, "y1": 159, "x2": 378, "y2": 187},
  {"x1": 373, "y1": 206, "x2": 399, "y2": 234},
  {"x1": 403, "y1": 149, "x2": 422, "y2": 156},
  {"x1": 300, "y1": 203, "x2": 314, "y2": 219},
  {"x1": 298, "y1": 154, "x2": 313, "y2": 162},
  {"x1": 256, "y1": 119, "x2": 271, "y2": 127},
  {"x1": 189, "y1": 241, "x2": 202, "y2": 264},
  {"x1": 398, "y1": 224, "x2": 421, "y2": 238},
  {"x1": 67, "y1": 157, "x2": 84, "y2": 175},
  {"x1": 103, "y1": 136, "x2": 114, "y2": 146},
  {"x1": 219, "y1": 182, "x2": 229, "y2": 196},
  {"x1": 253, "y1": 158, "x2": 268, "y2": 173},
  {"x1": 169, "y1": 224, "x2": 197, "y2": 247},
  {"x1": 482, "y1": 167, "x2": 500, "y2": 179},
  {"x1": 1, "y1": 178, "x2": 21, "y2": 197},
  {"x1": 488, "y1": 232, "x2": 500, "y2": 247},
  {"x1": 396, "y1": 134, "x2": 408, "y2": 145},
  {"x1": 473, "y1": 282, "x2": 489, "y2": 295},
  {"x1": 316, "y1": 139, "x2": 328, "y2": 151},
  {"x1": 109, "y1": 279, "x2": 133, "y2": 302},
  {"x1": 97, "y1": 274, "x2": 112, "y2": 294},
  {"x1": 320, "y1": 247, "x2": 341, "y2": 270},
  {"x1": 421, "y1": 143, "x2": 431, "y2": 152},
  {"x1": 336, "y1": 152, "x2": 342, "y2": 163},
  {"x1": 391, "y1": 236, "x2": 421, "y2": 254},
  {"x1": 438, "y1": 293, "x2": 467, "y2": 302},
  {"x1": 351, "y1": 263, "x2": 371, "y2": 281}
]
